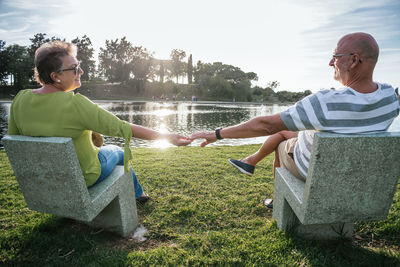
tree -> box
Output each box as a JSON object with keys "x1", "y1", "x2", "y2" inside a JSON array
[
  {"x1": 192, "y1": 60, "x2": 256, "y2": 100},
  {"x1": 98, "y1": 37, "x2": 154, "y2": 93},
  {"x1": 208, "y1": 75, "x2": 233, "y2": 98},
  {"x1": 6, "y1": 45, "x2": 31, "y2": 88},
  {"x1": 266, "y1": 81, "x2": 280, "y2": 91},
  {"x1": 170, "y1": 49, "x2": 186, "y2": 83},
  {"x1": 129, "y1": 46, "x2": 154, "y2": 93},
  {"x1": 187, "y1": 54, "x2": 193, "y2": 84},
  {"x1": 252, "y1": 86, "x2": 264, "y2": 96},
  {"x1": 98, "y1": 37, "x2": 133, "y2": 83},
  {"x1": 151, "y1": 59, "x2": 170, "y2": 84},
  {"x1": 246, "y1": 72, "x2": 258, "y2": 81},
  {"x1": 276, "y1": 89, "x2": 312, "y2": 103},
  {"x1": 233, "y1": 79, "x2": 252, "y2": 101},
  {"x1": 0, "y1": 40, "x2": 9, "y2": 85},
  {"x1": 71, "y1": 35, "x2": 96, "y2": 81},
  {"x1": 159, "y1": 61, "x2": 165, "y2": 84}
]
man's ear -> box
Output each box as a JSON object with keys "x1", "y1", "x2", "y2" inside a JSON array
[{"x1": 350, "y1": 54, "x2": 361, "y2": 69}]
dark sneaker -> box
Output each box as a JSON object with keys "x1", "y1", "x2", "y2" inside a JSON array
[
  {"x1": 229, "y1": 158, "x2": 255, "y2": 176},
  {"x1": 136, "y1": 193, "x2": 150, "y2": 204},
  {"x1": 264, "y1": 198, "x2": 273, "y2": 209}
]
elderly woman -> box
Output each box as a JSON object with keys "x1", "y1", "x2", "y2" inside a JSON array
[{"x1": 7, "y1": 41, "x2": 192, "y2": 203}]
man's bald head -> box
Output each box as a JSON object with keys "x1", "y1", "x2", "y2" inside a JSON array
[
  {"x1": 338, "y1": 32, "x2": 379, "y2": 63},
  {"x1": 331, "y1": 32, "x2": 380, "y2": 90}
]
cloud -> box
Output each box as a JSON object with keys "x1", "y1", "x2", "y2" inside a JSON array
[
  {"x1": 0, "y1": 11, "x2": 21, "y2": 18},
  {"x1": 3, "y1": 0, "x2": 70, "y2": 10},
  {"x1": 0, "y1": 0, "x2": 75, "y2": 45}
]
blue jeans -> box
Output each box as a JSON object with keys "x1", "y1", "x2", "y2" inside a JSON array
[{"x1": 93, "y1": 145, "x2": 143, "y2": 198}]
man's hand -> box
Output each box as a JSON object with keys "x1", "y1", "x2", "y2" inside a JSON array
[
  {"x1": 190, "y1": 131, "x2": 217, "y2": 147},
  {"x1": 166, "y1": 133, "x2": 193, "y2": 146}
]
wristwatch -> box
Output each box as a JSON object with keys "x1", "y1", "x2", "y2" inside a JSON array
[{"x1": 215, "y1": 128, "x2": 223, "y2": 140}]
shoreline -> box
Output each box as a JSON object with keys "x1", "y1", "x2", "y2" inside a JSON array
[{"x1": 0, "y1": 99, "x2": 294, "y2": 105}]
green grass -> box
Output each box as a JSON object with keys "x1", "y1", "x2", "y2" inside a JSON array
[{"x1": 1, "y1": 145, "x2": 399, "y2": 266}]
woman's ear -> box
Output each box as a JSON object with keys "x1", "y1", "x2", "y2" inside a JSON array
[{"x1": 50, "y1": 72, "x2": 60, "y2": 83}]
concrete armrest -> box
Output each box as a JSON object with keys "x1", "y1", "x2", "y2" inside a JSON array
[{"x1": 275, "y1": 167, "x2": 306, "y2": 221}]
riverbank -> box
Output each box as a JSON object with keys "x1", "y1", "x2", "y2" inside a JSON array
[
  {"x1": 0, "y1": 82, "x2": 299, "y2": 104},
  {"x1": 0, "y1": 97, "x2": 293, "y2": 106},
  {"x1": 1, "y1": 145, "x2": 399, "y2": 265}
]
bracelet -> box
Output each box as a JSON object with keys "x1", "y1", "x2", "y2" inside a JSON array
[{"x1": 215, "y1": 128, "x2": 223, "y2": 140}]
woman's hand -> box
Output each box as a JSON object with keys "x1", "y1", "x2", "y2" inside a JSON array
[
  {"x1": 165, "y1": 133, "x2": 193, "y2": 146},
  {"x1": 130, "y1": 124, "x2": 192, "y2": 146},
  {"x1": 91, "y1": 132, "x2": 104, "y2": 147}
]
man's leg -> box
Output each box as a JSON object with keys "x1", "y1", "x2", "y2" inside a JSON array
[
  {"x1": 276, "y1": 138, "x2": 304, "y2": 182},
  {"x1": 242, "y1": 131, "x2": 297, "y2": 166},
  {"x1": 265, "y1": 136, "x2": 304, "y2": 209},
  {"x1": 229, "y1": 131, "x2": 297, "y2": 176}
]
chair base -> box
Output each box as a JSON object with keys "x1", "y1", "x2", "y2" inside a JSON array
[
  {"x1": 294, "y1": 222, "x2": 354, "y2": 240},
  {"x1": 85, "y1": 195, "x2": 138, "y2": 237},
  {"x1": 274, "y1": 197, "x2": 354, "y2": 240}
]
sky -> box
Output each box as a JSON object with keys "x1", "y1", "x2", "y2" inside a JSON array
[{"x1": 1, "y1": 0, "x2": 399, "y2": 92}]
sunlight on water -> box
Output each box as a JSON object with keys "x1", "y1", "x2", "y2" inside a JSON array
[
  {"x1": 151, "y1": 122, "x2": 171, "y2": 149},
  {"x1": 152, "y1": 109, "x2": 176, "y2": 117}
]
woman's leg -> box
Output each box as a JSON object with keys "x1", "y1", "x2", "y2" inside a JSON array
[
  {"x1": 130, "y1": 167, "x2": 144, "y2": 198},
  {"x1": 242, "y1": 131, "x2": 297, "y2": 166},
  {"x1": 95, "y1": 145, "x2": 145, "y2": 200},
  {"x1": 97, "y1": 145, "x2": 124, "y2": 182}
]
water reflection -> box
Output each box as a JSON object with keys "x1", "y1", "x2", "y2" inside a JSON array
[
  {"x1": 2, "y1": 100, "x2": 398, "y2": 149},
  {"x1": 92, "y1": 101, "x2": 290, "y2": 148}
]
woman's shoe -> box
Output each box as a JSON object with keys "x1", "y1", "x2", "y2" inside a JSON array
[{"x1": 136, "y1": 193, "x2": 150, "y2": 204}]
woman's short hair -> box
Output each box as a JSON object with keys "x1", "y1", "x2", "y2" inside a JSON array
[{"x1": 34, "y1": 41, "x2": 77, "y2": 85}]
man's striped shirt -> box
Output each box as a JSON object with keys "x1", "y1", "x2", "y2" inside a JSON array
[{"x1": 280, "y1": 82, "x2": 400, "y2": 179}]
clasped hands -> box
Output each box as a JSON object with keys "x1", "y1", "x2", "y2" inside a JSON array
[
  {"x1": 163, "y1": 131, "x2": 219, "y2": 147},
  {"x1": 92, "y1": 131, "x2": 218, "y2": 147}
]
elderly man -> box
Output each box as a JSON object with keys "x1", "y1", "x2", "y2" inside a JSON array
[{"x1": 190, "y1": 32, "x2": 400, "y2": 208}]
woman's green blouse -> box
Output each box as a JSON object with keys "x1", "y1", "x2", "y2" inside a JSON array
[{"x1": 8, "y1": 90, "x2": 133, "y2": 186}]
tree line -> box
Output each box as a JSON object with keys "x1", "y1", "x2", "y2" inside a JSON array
[{"x1": 0, "y1": 33, "x2": 312, "y2": 102}]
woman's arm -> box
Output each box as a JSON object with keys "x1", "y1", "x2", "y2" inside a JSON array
[
  {"x1": 7, "y1": 102, "x2": 20, "y2": 135},
  {"x1": 130, "y1": 124, "x2": 192, "y2": 146}
]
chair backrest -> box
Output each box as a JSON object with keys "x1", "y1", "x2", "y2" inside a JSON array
[
  {"x1": 2, "y1": 135, "x2": 91, "y2": 219},
  {"x1": 301, "y1": 132, "x2": 400, "y2": 224}
]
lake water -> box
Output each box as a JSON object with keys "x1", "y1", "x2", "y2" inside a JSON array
[{"x1": 1, "y1": 101, "x2": 400, "y2": 149}]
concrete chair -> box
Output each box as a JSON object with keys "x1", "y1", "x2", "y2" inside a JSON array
[
  {"x1": 273, "y1": 132, "x2": 400, "y2": 239},
  {"x1": 3, "y1": 135, "x2": 138, "y2": 237}
]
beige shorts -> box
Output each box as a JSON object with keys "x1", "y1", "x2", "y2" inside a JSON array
[{"x1": 277, "y1": 137, "x2": 305, "y2": 182}]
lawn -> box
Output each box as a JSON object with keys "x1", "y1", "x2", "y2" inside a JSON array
[{"x1": 0, "y1": 145, "x2": 399, "y2": 266}]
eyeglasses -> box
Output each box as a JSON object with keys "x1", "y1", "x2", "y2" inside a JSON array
[
  {"x1": 58, "y1": 62, "x2": 81, "y2": 75},
  {"x1": 332, "y1": 53, "x2": 362, "y2": 63}
]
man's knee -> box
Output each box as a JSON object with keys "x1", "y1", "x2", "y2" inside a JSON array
[{"x1": 279, "y1": 130, "x2": 297, "y2": 140}]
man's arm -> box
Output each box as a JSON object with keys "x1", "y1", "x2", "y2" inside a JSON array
[{"x1": 190, "y1": 113, "x2": 288, "y2": 147}]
